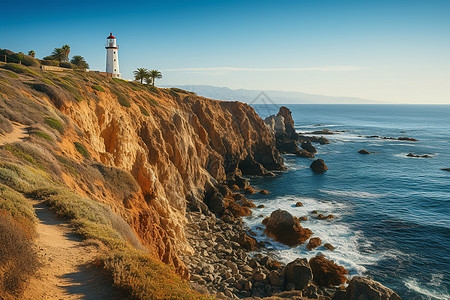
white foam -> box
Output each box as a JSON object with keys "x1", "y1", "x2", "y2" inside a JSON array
[
  {"x1": 404, "y1": 278, "x2": 450, "y2": 300},
  {"x1": 319, "y1": 189, "x2": 385, "y2": 199},
  {"x1": 244, "y1": 195, "x2": 384, "y2": 276}
]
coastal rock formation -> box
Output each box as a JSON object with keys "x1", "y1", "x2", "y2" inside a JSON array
[
  {"x1": 306, "y1": 237, "x2": 322, "y2": 250},
  {"x1": 406, "y1": 153, "x2": 432, "y2": 158},
  {"x1": 441, "y1": 168, "x2": 450, "y2": 172},
  {"x1": 309, "y1": 255, "x2": 348, "y2": 286},
  {"x1": 301, "y1": 141, "x2": 317, "y2": 153},
  {"x1": 336, "y1": 276, "x2": 402, "y2": 300},
  {"x1": 297, "y1": 149, "x2": 315, "y2": 159},
  {"x1": 358, "y1": 149, "x2": 371, "y2": 154},
  {"x1": 262, "y1": 209, "x2": 313, "y2": 247},
  {"x1": 284, "y1": 258, "x2": 313, "y2": 290},
  {"x1": 311, "y1": 159, "x2": 328, "y2": 172}
]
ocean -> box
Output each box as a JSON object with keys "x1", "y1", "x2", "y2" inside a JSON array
[{"x1": 245, "y1": 104, "x2": 450, "y2": 300}]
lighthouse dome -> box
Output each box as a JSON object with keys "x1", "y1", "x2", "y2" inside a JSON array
[{"x1": 107, "y1": 33, "x2": 116, "y2": 39}]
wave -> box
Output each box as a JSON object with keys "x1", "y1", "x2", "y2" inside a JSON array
[
  {"x1": 243, "y1": 195, "x2": 384, "y2": 276},
  {"x1": 319, "y1": 189, "x2": 385, "y2": 199},
  {"x1": 404, "y1": 278, "x2": 450, "y2": 300}
]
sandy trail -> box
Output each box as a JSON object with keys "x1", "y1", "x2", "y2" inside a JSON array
[
  {"x1": 0, "y1": 122, "x2": 29, "y2": 146},
  {"x1": 22, "y1": 200, "x2": 120, "y2": 300}
]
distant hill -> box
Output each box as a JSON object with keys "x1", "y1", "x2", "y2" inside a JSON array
[{"x1": 165, "y1": 85, "x2": 384, "y2": 104}]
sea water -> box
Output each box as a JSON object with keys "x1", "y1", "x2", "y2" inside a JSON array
[{"x1": 245, "y1": 104, "x2": 450, "y2": 300}]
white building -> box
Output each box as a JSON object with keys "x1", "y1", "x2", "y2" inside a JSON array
[{"x1": 105, "y1": 33, "x2": 121, "y2": 78}]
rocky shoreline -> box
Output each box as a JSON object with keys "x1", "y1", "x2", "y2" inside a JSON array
[{"x1": 181, "y1": 107, "x2": 402, "y2": 299}]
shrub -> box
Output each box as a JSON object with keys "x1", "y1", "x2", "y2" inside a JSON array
[
  {"x1": 111, "y1": 89, "x2": 130, "y2": 108},
  {"x1": 74, "y1": 142, "x2": 89, "y2": 158},
  {"x1": 3, "y1": 144, "x2": 38, "y2": 166},
  {"x1": 1, "y1": 63, "x2": 40, "y2": 77},
  {"x1": 0, "y1": 115, "x2": 13, "y2": 135},
  {"x1": 0, "y1": 49, "x2": 39, "y2": 67},
  {"x1": 30, "y1": 83, "x2": 68, "y2": 108},
  {"x1": 139, "y1": 105, "x2": 149, "y2": 116},
  {"x1": 59, "y1": 62, "x2": 76, "y2": 69},
  {"x1": 3, "y1": 70, "x2": 18, "y2": 78},
  {"x1": 0, "y1": 211, "x2": 39, "y2": 297},
  {"x1": 148, "y1": 98, "x2": 159, "y2": 107},
  {"x1": 40, "y1": 60, "x2": 60, "y2": 67},
  {"x1": 31, "y1": 131, "x2": 52, "y2": 141},
  {"x1": 92, "y1": 85, "x2": 105, "y2": 92},
  {"x1": 44, "y1": 117, "x2": 64, "y2": 133}
]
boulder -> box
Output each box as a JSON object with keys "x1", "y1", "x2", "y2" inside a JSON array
[
  {"x1": 398, "y1": 137, "x2": 418, "y2": 141},
  {"x1": 268, "y1": 270, "x2": 285, "y2": 287},
  {"x1": 301, "y1": 141, "x2": 317, "y2": 153},
  {"x1": 259, "y1": 189, "x2": 270, "y2": 194},
  {"x1": 339, "y1": 276, "x2": 402, "y2": 300},
  {"x1": 297, "y1": 149, "x2": 315, "y2": 159},
  {"x1": 358, "y1": 149, "x2": 370, "y2": 154},
  {"x1": 306, "y1": 237, "x2": 322, "y2": 250},
  {"x1": 406, "y1": 153, "x2": 431, "y2": 158},
  {"x1": 310, "y1": 159, "x2": 328, "y2": 172},
  {"x1": 299, "y1": 216, "x2": 308, "y2": 221},
  {"x1": 244, "y1": 186, "x2": 256, "y2": 194},
  {"x1": 204, "y1": 191, "x2": 225, "y2": 215},
  {"x1": 236, "y1": 233, "x2": 258, "y2": 251},
  {"x1": 441, "y1": 168, "x2": 450, "y2": 172},
  {"x1": 309, "y1": 255, "x2": 348, "y2": 286},
  {"x1": 263, "y1": 209, "x2": 313, "y2": 247},
  {"x1": 323, "y1": 243, "x2": 335, "y2": 251},
  {"x1": 295, "y1": 202, "x2": 303, "y2": 207},
  {"x1": 284, "y1": 258, "x2": 313, "y2": 290}
]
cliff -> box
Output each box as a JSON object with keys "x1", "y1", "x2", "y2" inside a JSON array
[{"x1": 0, "y1": 63, "x2": 283, "y2": 278}]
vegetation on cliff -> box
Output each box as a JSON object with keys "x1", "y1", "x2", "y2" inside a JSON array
[{"x1": 0, "y1": 52, "x2": 283, "y2": 298}]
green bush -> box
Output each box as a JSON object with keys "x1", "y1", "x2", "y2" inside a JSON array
[
  {"x1": 0, "y1": 49, "x2": 39, "y2": 67},
  {"x1": 2, "y1": 71, "x2": 18, "y2": 79},
  {"x1": 31, "y1": 131, "x2": 52, "y2": 141},
  {"x1": 111, "y1": 89, "x2": 130, "y2": 108},
  {"x1": 92, "y1": 85, "x2": 104, "y2": 92},
  {"x1": 1, "y1": 63, "x2": 40, "y2": 77},
  {"x1": 44, "y1": 117, "x2": 64, "y2": 133},
  {"x1": 74, "y1": 142, "x2": 89, "y2": 158},
  {"x1": 139, "y1": 106, "x2": 149, "y2": 116},
  {"x1": 40, "y1": 60, "x2": 60, "y2": 67},
  {"x1": 148, "y1": 98, "x2": 159, "y2": 107},
  {"x1": 59, "y1": 62, "x2": 76, "y2": 69}
]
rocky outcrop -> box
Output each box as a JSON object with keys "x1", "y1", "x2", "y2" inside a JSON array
[
  {"x1": 283, "y1": 258, "x2": 313, "y2": 290},
  {"x1": 301, "y1": 141, "x2": 317, "y2": 153},
  {"x1": 310, "y1": 159, "x2": 328, "y2": 172},
  {"x1": 358, "y1": 149, "x2": 371, "y2": 154},
  {"x1": 262, "y1": 209, "x2": 313, "y2": 247},
  {"x1": 309, "y1": 255, "x2": 348, "y2": 287},
  {"x1": 406, "y1": 153, "x2": 431, "y2": 158},
  {"x1": 334, "y1": 276, "x2": 402, "y2": 300},
  {"x1": 441, "y1": 168, "x2": 450, "y2": 172},
  {"x1": 306, "y1": 237, "x2": 322, "y2": 250}
]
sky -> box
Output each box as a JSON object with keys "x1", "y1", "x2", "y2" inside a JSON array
[{"x1": 1, "y1": 0, "x2": 449, "y2": 104}]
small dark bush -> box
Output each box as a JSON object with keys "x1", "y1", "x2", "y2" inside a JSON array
[
  {"x1": 44, "y1": 117, "x2": 64, "y2": 133},
  {"x1": 92, "y1": 85, "x2": 104, "y2": 92},
  {"x1": 74, "y1": 142, "x2": 89, "y2": 158},
  {"x1": 59, "y1": 62, "x2": 76, "y2": 69},
  {"x1": 2, "y1": 71, "x2": 18, "y2": 78},
  {"x1": 139, "y1": 105, "x2": 149, "y2": 116},
  {"x1": 0, "y1": 115, "x2": 13, "y2": 135},
  {"x1": 111, "y1": 89, "x2": 130, "y2": 108},
  {"x1": 30, "y1": 83, "x2": 68, "y2": 108},
  {"x1": 148, "y1": 98, "x2": 159, "y2": 107}
]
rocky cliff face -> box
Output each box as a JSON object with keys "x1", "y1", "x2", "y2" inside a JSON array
[{"x1": 0, "y1": 69, "x2": 283, "y2": 276}]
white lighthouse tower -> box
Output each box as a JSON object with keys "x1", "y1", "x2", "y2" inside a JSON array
[{"x1": 105, "y1": 33, "x2": 121, "y2": 78}]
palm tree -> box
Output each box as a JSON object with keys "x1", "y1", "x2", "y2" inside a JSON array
[
  {"x1": 28, "y1": 50, "x2": 35, "y2": 58},
  {"x1": 144, "y1": 75, "x2": 153, "y2": 85},
  {"x1": 50, "y1": 48, "x2": 66, "y2": 62},
  {"x1": 133, "y1": 68, "x2": 149, "y2": 84},
  {"x1": 148, "y1": 70, "x2": 162, "y2": 86},
  {"x1": 61, "y1": 45, "x2": 70, "y2": 62},
  {"x1": 70, "y1": 55, "x2": 89, "y2": 70}
]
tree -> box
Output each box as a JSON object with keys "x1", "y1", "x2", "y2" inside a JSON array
[
  {"x1": 148, "y1": 70, "x2": 162, "y2": 86},
  {"x1": 28, "y1": 50, "x2": 35, "y2": 58},
  {"x1": 70, "y1": 55, "x2": 89, "y2": 70},
  {"x1": 50, "y1": 48, "x2": 66, "y2": 62},
  {"x1": 144, "y1": 75, "x2": 153, "y2": 85},
  {"x1": 61, "y1": 45, "x2": 70, "y2": 61},
  {"x1": 133, "y1": 68, "x2": 149, "y2": 84}
]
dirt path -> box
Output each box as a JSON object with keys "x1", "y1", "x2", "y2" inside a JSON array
[
  {"x1": 22, "y1": 200, "x2": 121, "y2": 300},
  {"x1": 0, "y1": 122, "x2": 29, "y2": 146}
]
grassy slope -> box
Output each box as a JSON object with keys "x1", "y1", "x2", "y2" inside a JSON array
[{"x1": 0, "y1": 61, "x2": 208, "y2": 299}]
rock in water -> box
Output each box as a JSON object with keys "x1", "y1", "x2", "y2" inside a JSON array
[
  {"x1": 441, "y1": 168, "x2": 450, "y2": 172},
  {"x1": 339, "y1": 276, "x2": 402, "y2": 300},
  {"x1": 310, "y1": 159, "x2": 328, "y2": 172},
  {"x1": 263, "y1": 209, "x2": 313, "y2": 247},
  {"x1": 297, "y1": 149, "x2": 315, "y2": 159},
  {"x1": 301, "y1": 141, "x2": 317, "y2": 153},
  {"x1": 309, "y1": 255, "x2": 348, "y2": 286},
  {"x1": 323, "y1": 243, "x2": 335, "y2": 251},
  {"x1": 284, "y1": 258, "x2": 313, "y2": 290},
  {"x1": 358, "y1": 149, "x2": 370, "y2": 154},
  {"x1": 306, "y1": 237, "x2": 322, "y2": 250},
  {"x1": 276, "y1": 106, "x2": 297, "y2": 139}
]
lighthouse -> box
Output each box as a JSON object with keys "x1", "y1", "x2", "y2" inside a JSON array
[{"x1": 105, "y1": 33, "x2": 121, "y2": 78}]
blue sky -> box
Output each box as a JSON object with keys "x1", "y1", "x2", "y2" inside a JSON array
[{"x1": 1, "y1": 0, "x2": 449, "y2": 104}]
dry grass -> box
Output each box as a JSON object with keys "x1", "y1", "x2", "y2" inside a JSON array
[{"x1": 0, "y1": 211, "x2": 39, "y2": 298}]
